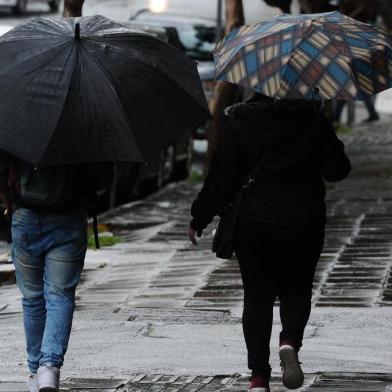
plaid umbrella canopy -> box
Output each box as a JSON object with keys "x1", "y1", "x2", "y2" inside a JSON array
[{"x1": 214, "y1": 11, "x2": 392, "y2": 100}]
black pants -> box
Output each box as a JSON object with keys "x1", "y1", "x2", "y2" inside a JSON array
[{"x1": 234, "y1": 217, "x2": 324, "y2": 378}]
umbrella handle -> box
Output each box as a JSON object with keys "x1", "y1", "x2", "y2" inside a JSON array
[
  {"x1": 75, "y1": 22, "x2": 80, "y2": 40},
  {"x1": 313, "y1": 86, "x2": 320, "y2": 101}
]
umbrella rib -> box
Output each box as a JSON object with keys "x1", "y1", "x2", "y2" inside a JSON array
[
  {"x1": 85, "y1": 36, "x2": 209, "y2": 115},
  {"x1": 0, "y1": 40, "x2": 76, "y2": 166},
  {"x1": 215, "y1": 22, "x2": 305, "y2": 77},
  {"x1": 324, "y1": 23, "x2": 391, "y2": 97},
  {"x1": 0, "y1": 34, "x2": 67, "y2": 43},
  {"x1": 39, "y1": 42, "x2": 144, "y2": 166},
  {"x1": 76, "y1": 42, "x2": 143, "y2": 160},
  {"x1": 275, "y1": 22, "x2": 319, "y2": 98},
  {"x1": 317, "y1": 21, "x2": 390, "y2": 57},
  {"x1": 320, "y1": 24, "x2": 363, "y2": 98},
  {"x1": 216, "y1": 12, "x2": 389, "y2": 100},
  {"x1": 313, "y1": 22, "x2": 357, "y2": 98},
  {"x1": 40, "y1": 42, "x2": 80, "y2": 164},
  {"x1": 0, "y1": 39, "x2": 72, "y2": 78},
  {"x1": 277, "y1": 38, "x2": 360, "y2": 99},
  {"x1": 336, "y1": 55, "x2": 363, "y2": 99},
  {"x1": 216, "y1": 18, "x2": 322, "y2": 79},
  {"x1": 1, "y1": 20, "x2": 72, "y2": 41},
  {"x1": 342, "y1": 29, "x2": 392, "y2": 50},
  {"x1": 331, "y1": 28, "x2": 362, "y2": 99}
]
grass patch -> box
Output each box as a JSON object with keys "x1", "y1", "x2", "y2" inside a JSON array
[
  {"x1": 336, "y1": 125, "x2": 353, "y2": 134},
  {"x1": 88, "y1": 234, "x2": 121, "y2": 249},
  {"x1": 87, "y1": 224, "x2": 121, "y2": 249},
  {"x1": 189, "y1": 170, "x2": 204, "y2": 184}
]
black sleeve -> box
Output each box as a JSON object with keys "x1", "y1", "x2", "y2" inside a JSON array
[
  {"x1": 191, "y1": 120, "x2": 244, "y2": 231},
  {"x1": 319, "y1": 115, "x2": 351, "y2": 182}
]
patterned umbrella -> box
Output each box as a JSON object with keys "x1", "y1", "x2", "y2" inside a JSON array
[{"x1": 214, "y1": 11, "x2": 392, "y2": 100}]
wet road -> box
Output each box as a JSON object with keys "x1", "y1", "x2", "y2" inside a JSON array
[
  {"x1": 0, "y1": 0, "x2": 285, "y2": 27},
  {"x1": 1, "y1": 2, "x2": 392, "y2": 389},
  {"x1": 3, "y1": 372, "x2": 392, "y2": 392},
  {"x1": 83, "y1": 119, "x2": 392, "y2": 311},
  {"x1": 1, "y1": 119, "x2": 392, "y2": 388}
]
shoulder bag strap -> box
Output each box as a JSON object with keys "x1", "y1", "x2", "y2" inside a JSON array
[{"x1": 242, "y1": 152, "x2": 268, "y2": 192}]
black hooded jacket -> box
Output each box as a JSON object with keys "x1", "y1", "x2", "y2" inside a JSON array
[{"x1": 191, "y1": 99, "x2": 351, "y2": 231}]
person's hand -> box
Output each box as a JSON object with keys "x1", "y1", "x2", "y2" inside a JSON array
[
  {"x1": 189, "y1": 226, "x2": 202, "y2": 245},
  {"x1": 4, "y1": 203, "x2": 12, "y2": 218},
  {"x1": 0, "y1": 192, "x2": 12, "y2": 218}
]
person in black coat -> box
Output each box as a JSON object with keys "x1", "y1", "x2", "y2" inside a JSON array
[{"x1": 189, "y1": 95, "x2": 351, "y2": 392}]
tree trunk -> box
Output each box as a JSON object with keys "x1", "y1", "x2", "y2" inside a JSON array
[
  {"x1": 298, "y1": 0, "x2": 334, "y2": 13},
  {"x1": 203, "y1": 0, "x2": 245, "y2": 176},
  {"x1": 63, "y1": 0, "x2": 84, "y2": 17},
  {"x1": 263, "y1": 0, "x2": 292, "y2": 13},
  {"x1": 339, "y1": 0, "x2": 377, "y2": 23},
  {"x1": 338, "y1": 0, "x2": 392, "y2": 29},
  {"x1": 224, "y1": 0, "x2": 245, "y2": 33},
  {"x1": 377, "y1": 0, "x2": 392, "y2": 30}
]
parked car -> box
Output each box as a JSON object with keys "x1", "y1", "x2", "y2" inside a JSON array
[
  {"x1": 0, "y1": 25, "x2": 12, "y2": 35},
  {"x1": 110, "y1": 133, "x2": 193, "y2": 206},
  {"x1": 100, "y1": 23, "x2": 195, "y2": 209},
  {"x1": 0, "y1": 0, "x2": 59, "y2": 15},
  {"x1": 129, "y1": 10, "x2": 218, "y2": 139}
]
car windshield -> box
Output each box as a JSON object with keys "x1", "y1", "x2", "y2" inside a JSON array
[{"x1": 175, "y1": 24, "x2": 216, "y2": 62}]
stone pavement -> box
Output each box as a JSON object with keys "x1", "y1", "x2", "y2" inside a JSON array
[
  {"x1": 2, "y1": 373, "x2": 392, "y2": 391},
  {"x1": 1, "y1": 118, "x2": 392, "y2": 390}
]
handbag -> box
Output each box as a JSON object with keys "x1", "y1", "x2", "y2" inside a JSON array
[{"x1": 212, "y1": 153, "x2": 267, "y2": 259}]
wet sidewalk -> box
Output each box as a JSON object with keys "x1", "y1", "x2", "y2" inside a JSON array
[
  {"x1": 2, "y1": 373, "x2": 392, "y2": 391},
  {"x1": 1, "y1": 118, "x2": 392, "y2": 391}
]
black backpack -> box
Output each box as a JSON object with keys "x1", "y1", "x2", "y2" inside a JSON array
[
  {"x1": 14, "y1": 163, "x2": 80, "y2": 210},
  {"x1": 7, "y1": 160, "x2": 114, "y2": 248}
]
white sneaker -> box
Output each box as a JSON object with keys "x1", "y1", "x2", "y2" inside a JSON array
[
  {"x1": 27, "y1": 374, "x2": 38, "y2": 392},
  {"x1": 37, "y1": 364, "x2": 60, "y2": 392},
  {"x1": 279, "y1": 345, "x2": 304, "y2": 389}
]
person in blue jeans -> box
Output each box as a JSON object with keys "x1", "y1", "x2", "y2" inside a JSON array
[
  {"x1": 12, "y1": 209, "x2": 87, "y2": 392},
  {"x1": 0, "y1": 159, "x2": 113, "y2": 392}
]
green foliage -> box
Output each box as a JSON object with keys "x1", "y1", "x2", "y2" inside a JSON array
[
  {"x1": 336, "y1": 125, "x2": 353, "y2": 134},
  {"x1": 189, "y1": 170, "x2": 204, "y2": 184},
  {"x1": 88, "y1": 234, "x2": 121, "y2": 249},
  {"x1": 87, "y1": 223, "x2": 120, "y2": 249}
]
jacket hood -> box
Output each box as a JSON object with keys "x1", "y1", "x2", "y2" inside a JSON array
[
  {"x1": 225, "y1": 98, "x2": 319, "y2": 121},
  {"x1": 225, "y1": 97, "x2": 321, "y2": 146}
]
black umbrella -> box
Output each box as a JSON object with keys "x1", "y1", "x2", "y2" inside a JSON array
[{"x1": 0, "y1": 15, "x2": 210, "y2": 166}]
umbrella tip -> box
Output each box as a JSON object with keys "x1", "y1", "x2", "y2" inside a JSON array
[{"x1": 75, "y1": 22, "x2": 80, "y2": 40}]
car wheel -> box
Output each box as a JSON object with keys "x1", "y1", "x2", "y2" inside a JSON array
[
  {"x1": 48, "y1": 0, "x2": 59, "y2": 12},
  {"x1": 138, "y1": 145, "x2": 175, "y2": 197},
  {"x1": 173, "y1": 137, "x2": 193, "y2": 181},
  {"x1": 12, "y1": 0, "x2": 27, "y2": 15},
  {"x1": 114, "y1": 163, "x2": 139, "y2": 205},
  {"x1": 157, "y1": 144, "x2": 176, "y2": 188}
]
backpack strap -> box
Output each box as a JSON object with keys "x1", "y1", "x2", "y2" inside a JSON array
[
  {"x1": 4, "y1": 210, "x2": 11, "y2": 244},
  {"x1": 93, "y1": 213, "x2": 100, "y2": 250},
  {"x1": 0, "y1": 161, "x2": 12, "y2": 244}
]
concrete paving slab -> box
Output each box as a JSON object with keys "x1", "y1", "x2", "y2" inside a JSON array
[
  {"x1": 0, "y1": 383, "x2": 27, "y2": 392},
  {"x1": 1, "y1": 115, "x2": 392, "y2": 388},
  {"x1": 3, "y1": 373, "x2": 392, "y2": 392}
]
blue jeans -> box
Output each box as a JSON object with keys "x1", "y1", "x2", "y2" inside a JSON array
[{"x1": 11, "y1": 208, "x2": 87, "y2": 374}]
